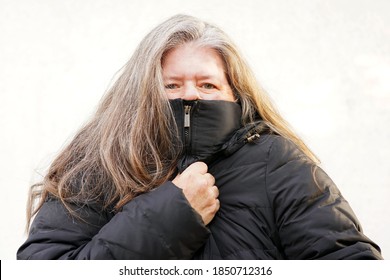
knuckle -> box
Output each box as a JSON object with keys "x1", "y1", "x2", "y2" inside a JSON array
[
  {"x1": 207, "y1": 173, "x2": 215, "y2": 185},
  {"x1": 201, "y1": 176, "x2": 210, "y2": 188}
]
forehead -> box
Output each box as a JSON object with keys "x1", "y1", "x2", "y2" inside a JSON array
[{"x1": 162, "y1": 43, "x2": 226, "y2": 74}]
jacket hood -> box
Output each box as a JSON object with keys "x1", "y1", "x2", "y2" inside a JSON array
[{"x1": 169, "y1": 99, "x2": 242, "y2": 172}]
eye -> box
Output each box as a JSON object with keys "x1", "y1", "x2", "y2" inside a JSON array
[
  {"x1": 165, "y1": 84, "x2": 179, "y2": 90},
  {"x1": 201, "y1": 83, "x2": 217, "y2": 90}
]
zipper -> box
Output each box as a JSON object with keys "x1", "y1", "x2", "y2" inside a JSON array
[
  {"x1": 181, "y1": 101, "x2": 196, "y2": 170},
  {"x1": 184, "y1": 104, "x2": 191, "y2": 154}
]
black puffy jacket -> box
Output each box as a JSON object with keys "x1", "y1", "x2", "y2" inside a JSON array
[
  {"x1": 17, "y1": 182, "x2": 209, "y2": 259},
  {"x1": 17, "y1": 100, "x2": 383, "y2": 259},
  {"x1": 193, "y1": 132, "x2": 382, "y2": 259}
]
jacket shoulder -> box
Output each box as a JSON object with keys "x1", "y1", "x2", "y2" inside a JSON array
[
  {"x1": 17, "y1": 198, "x2": 112, "y2": 259},
  {"x1": 219, "y1": 133, "x2": 309, "y2": 169},
  {"x1": 262, "y1": 137, "x2": 383, "y2": 260}
]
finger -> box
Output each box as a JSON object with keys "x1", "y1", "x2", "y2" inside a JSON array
[
  {"x1": 205, "y1": 173, "x2": 215, "y2": 187},
  {"x1": 207, "y1": 186, "x2": 218, "y2": 200},
  {"x1": 185, "y1": 161, "x2": 208, "y2": 174},
  {"x1": 215, "y1": 198, "x2": 220, "y2": 212},
  {"x1": 211, "y1": 185, "x2": 219, "y2": 198}
]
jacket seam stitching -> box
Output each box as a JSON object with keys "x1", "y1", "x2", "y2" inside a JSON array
[
  {"x1": 264, "y1": 136, "x2": 288, "y2": 258},
  {"x1": 264, "y1": 136, "x2": 277, "y2": 224}
]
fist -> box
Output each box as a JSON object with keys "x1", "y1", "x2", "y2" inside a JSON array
[{"x1": 172, "y1": 162, "x2": 219, "y2": 225}]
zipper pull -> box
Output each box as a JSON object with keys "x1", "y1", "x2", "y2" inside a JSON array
[{"x1": 184, "y1": 105, "x2": 191, "y2": 127}]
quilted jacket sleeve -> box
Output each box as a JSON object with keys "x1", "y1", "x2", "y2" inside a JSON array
[
  {"x1": 17, "y1": 182, "x2": 210, "y2": 259},
  {"x1": 265, "y1": 136, "x2": 383, "y2": 259}
]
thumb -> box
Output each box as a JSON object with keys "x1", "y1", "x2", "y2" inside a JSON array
[{"x1": 184, "y1": 161, "x2": 208, "y2": 174}]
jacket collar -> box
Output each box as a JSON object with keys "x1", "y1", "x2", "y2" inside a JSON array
[{"x1": 169, "y1": 99, "x2": 242, "y2": 172}]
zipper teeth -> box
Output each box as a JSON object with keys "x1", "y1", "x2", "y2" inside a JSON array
[{"x1": 184, "y1": 105, "x2": 191, "y2": 154}]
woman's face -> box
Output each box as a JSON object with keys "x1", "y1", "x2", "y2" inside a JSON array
[{"x1": 162, "y1": 43, "x2": 235, "y2": 101}]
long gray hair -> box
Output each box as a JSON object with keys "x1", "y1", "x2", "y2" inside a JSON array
[{"x1": 26, "y1": 14, "x2": 317, "y2": 230}]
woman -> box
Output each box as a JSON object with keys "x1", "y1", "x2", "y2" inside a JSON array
[{"x1": 17, "y1": 14, "x2": 383, "y2": 259}]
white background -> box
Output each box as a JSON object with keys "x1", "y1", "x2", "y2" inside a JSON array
[{"x1": 0, "y1": 0, "x2": 389, "y2": 260}]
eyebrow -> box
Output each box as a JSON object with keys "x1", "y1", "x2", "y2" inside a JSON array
[
  {"x1": 197, "y1": 74, "x2": 218, "y2": 80},
  {"x1": 163, "y1": 74, "x2": 220, "y2": 80}
]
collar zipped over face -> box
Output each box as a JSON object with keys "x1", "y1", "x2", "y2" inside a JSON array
[{"x1": 169, "y1": 99, "x2": 242, "y2": 172}]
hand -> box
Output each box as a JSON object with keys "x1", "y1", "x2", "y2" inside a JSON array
[{"x1": 172, "y1": 162, "x2": 220, "y2": 225}]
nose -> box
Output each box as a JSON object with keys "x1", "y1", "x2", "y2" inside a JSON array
[{"x1": 182, "y1": 84, "x2": 201, "y2": 100}]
